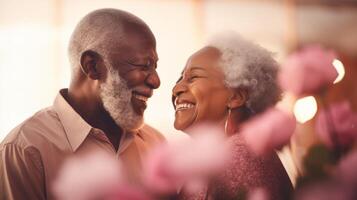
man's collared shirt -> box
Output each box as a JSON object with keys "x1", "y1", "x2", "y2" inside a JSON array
[{"x1": 0, "y1": 89, "x2": 165, "y2": 200}]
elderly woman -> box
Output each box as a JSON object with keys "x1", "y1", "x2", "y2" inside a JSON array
[{"x1": 172, "y1": 32, "x2": 293, "y2": 200}]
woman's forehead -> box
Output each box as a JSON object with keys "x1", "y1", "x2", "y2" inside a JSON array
[
  {"x1": 191, "y1": 46, "x2": 221, "y2": 61},
  {"x1": 183, "y1": 47, "x2": 222, "y2": 72}
]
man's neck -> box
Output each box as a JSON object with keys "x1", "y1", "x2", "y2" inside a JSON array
[{"x1": 64, "y1": 88, "x2": 122, "y2": 151}]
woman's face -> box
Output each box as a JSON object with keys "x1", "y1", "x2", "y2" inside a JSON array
[{"x1": 172, "y1": 47, "x2": 232, "y2": 131}]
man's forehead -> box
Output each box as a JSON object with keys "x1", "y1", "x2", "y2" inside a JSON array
[
  {"x1": 123, "y1": 25, "x2": 156, "y2": 44},
  {"x1": 109, "y1": 48, "x2": 158, "y2": 61},
  {"x1": 103, "y1": 27, "x2": 158, "y2": 62}
]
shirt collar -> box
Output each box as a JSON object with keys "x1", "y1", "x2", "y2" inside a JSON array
[
  {"x1": 54, "y1": 89, "x2": 141, "y2": 153},
  {"x1": 118, "y1": 130, "x2": 135, "y2": 154},
  {"x1": 53, "y1": 89, "x2": 92, "y2": 152}
]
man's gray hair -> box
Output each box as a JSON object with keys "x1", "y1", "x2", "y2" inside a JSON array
[
  {"x1": 68, "y1": 8, "x2": 147, "y2": 76},
  {"x1": 208, "y1": 31, "x2": 281, "y2": 114}
]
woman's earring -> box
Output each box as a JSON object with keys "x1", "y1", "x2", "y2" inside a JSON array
[{"x1": 224, "y1": 108, "x2": 235, "y2": 135}]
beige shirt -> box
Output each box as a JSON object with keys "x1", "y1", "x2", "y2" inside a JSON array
[{"x1": 0, "y1": 89, "x2": 165, "y2": 200}]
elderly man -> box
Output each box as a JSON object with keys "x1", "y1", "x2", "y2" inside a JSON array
[{"x1": 0, "y1": 8, "x2": 164, "y2": 200}]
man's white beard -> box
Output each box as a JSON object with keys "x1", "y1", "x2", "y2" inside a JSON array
[{"x1": 100, "y1": 69, "x2": 144, "y2": 131}]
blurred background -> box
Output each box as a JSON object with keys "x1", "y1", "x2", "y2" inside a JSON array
[{"x1": 1, "y1": 0, "x2": 356, "y2": 187}]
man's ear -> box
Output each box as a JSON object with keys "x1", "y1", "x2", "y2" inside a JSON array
[
  {"x1": 227, "y1": 88, "x2": 248, "y2": 109},
  {"x1": 80, "y1": 50, "x2": 101, "y2": 80}
]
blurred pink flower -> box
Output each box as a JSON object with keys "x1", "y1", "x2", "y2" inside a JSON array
[
  {"x1": 241, "y1": 108, "x2": 296, "y2": 155},
  {"x1": 143, "y1": 124, "x2": 230, "y2": 194},
  {"x1": 295, "y1": 181, "x2": 352, "y2": 200},
  {"x1": 315, "y1": 101, "x2": 357, "y2": 148},
  {"x1": 53, "y1": 151, "x2": 124, "y2": 200},
  {"x1": 278, "y1": 45, "x2": 338, "y2": 97},
  {"x1": 336, "y1": 150, "x2": 357, "y2": 187},
  {"x1": 113, "y1": 185, "x2": 152, "y2": 200},
  {"x1": 143, "y1": 143, "x2": 180, "y2": 193},
  {"x1": 247, "y1": 188, "x2": 269, "y2": 200}
]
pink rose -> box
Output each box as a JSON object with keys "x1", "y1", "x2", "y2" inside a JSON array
[
  {"x1": 53, "y1": 151, "x2": 151, "y2": 200},
  {"x1": 295, "y1": 181, "x2": 352, "y2": 200},
  {"x1": 334, "y1": 150, "x2": 357, "y2": 198},
  {"x1": 143, "y1": 124, "x2": 230, "y2": 194},
  {"x1": 113, "y1": 185, "x2": 152, "y2": 200},
  {"x1": 278, "y1": 45, "x2": 338, "y2": 97},
  {"x1": 143, "y1": 143, "x2": 182, "y2": 194},
  {"x1": 241, "y1": 108, "x2": 296, "y2": 155},
  {"x1": 296, "y1": 150, "x2": 357, "y2": 200},
  {"x1": 315, "y1": 101, "x2": 357, "y2": 148},
  {"x1": 336, "y1": 150, "x2": 357, "y2": 187},
  {"x1": 53, "y1": 151, "x2": 124, "y2": 200},
  {"x1": 247, "y1": 188, "x2": 269, "y2": 200}
]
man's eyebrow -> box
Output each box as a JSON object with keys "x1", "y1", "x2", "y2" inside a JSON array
[{"x1": 154, "y1": 56, "x2": 159, "y2": 62}]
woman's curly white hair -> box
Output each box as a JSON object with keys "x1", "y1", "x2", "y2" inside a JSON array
[{"x1": 208, "y1": 31, "x2": 281, "y2": 114}]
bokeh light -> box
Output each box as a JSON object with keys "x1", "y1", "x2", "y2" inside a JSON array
[
  {"x1": 293, "y1": 96, "x2": 318, "y2": 123},
  {"x1": 333, "y1": 59, "x2": 345, "y2": 84}
]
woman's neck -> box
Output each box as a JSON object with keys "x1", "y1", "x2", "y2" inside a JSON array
[{"x1": 224, "y1": 107, "x2": 252, "y2": 136}]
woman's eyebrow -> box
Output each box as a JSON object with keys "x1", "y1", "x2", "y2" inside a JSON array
[
  {"x1": 176, "y1": 69, "x2": 184, "y2": 83},
  {"x1": 190, "y1": 66, "x2": 206, "y2": 72},
  {"x1": 176, "y1": 66, "x2": 206, "y2": 83},
  {"x1": 176, "y1": 76, "x2": 183, "y2": 83}
]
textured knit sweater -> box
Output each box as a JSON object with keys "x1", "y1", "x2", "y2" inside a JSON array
[{"x1": 178, "y1": 133, "x2": 293, "y2": 200}]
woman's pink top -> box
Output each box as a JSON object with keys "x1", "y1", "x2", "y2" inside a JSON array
[{"x1": 178, "y1": 133, "x2": 293, "y2": 200}]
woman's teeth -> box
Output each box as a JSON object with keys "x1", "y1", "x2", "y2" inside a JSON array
[{"x1": 176, "y1": 103, "x2": 195, "y2": 111}]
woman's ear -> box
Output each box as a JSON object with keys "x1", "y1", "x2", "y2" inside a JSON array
[
  {"x1": 227, "y1": 88, "x2": 248, "y2": 109},
  {"x1": 80, "y1": 50, "x2": 101, "y2": 80}
]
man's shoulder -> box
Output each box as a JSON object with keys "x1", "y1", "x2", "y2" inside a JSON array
[
  {"x1": 1, "y1": 106, "x2": 63, "y2": 150},
  {"x1": 137, "y1": 124, "x2": 166, "y2": 143}
]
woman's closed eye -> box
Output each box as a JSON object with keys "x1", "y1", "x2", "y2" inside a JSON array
[{"x1": 188, "y1": 75, "x2": 206, "y2": 82}]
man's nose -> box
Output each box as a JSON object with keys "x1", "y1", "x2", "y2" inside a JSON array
[{"x1": 146, "y1": 70, "x2": 160, "y2": 89}]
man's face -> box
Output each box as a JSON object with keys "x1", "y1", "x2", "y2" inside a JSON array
[
  {"x1": 172, "y1": 47, "x2": 232, "y2": 131},
  {"x1": 100, "y1": 31, "x2": 160, "y2": 131}
]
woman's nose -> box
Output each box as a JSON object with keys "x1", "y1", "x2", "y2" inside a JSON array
[{"x1": 172, "y1": 79, "x2": 187, "y2": 98}]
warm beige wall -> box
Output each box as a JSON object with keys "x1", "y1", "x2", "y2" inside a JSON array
[{"x1": 0, "y1": 0, "x2": 60, "y2": 138}]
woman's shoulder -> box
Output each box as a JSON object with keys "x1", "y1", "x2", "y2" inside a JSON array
[
  {"x1": 226, "y1": 133, "x2": 291, "y2": 182},
  {"x1": 213, "y1": 133, "x2": 293, "y2": 199}
]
